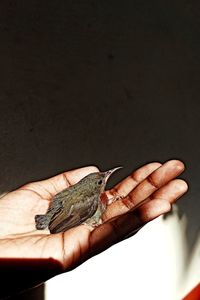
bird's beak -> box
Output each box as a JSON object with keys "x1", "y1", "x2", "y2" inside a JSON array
[{"x1": 104, "y1": 166, "x2": 122, "y2": 181}]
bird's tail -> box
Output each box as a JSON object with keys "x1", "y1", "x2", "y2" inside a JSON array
[{"x1": 35, "y1": 214, "x2": 50, "y2": 230}]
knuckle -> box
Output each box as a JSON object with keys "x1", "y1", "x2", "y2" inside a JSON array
[
  {"x1": 130, "y1": 171, "x2": 141, "y2": 183},
  {"x1": 150, "y1": 162, "x2": 162, "y2": 168},
  {"x1": 122, "y1": 194, "x2": 134, "y2": 210},
  {"x1": 61, "y1": 173, "x2": 71, "y2": 187},
  {"x1": 146, "y1": 174, "x2": 160, "y2": 189}
]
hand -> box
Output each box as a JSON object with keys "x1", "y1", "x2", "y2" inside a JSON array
[{"x1": 0, "y1": 160, "x2": 188, "y2": 297}]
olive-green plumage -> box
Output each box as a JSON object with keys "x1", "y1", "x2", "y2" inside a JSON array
[{"x1": 35, "y1": 167, "x2": 121, "y2": 234}]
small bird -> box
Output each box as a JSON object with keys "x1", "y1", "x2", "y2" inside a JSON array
[{"x1": 35, "y1": 167, "x2": 122, "y2": 234}]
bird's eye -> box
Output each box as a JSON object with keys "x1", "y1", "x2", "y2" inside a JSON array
[{"x1": 98, "y1": 180, "x2": 103, "y2": 185}]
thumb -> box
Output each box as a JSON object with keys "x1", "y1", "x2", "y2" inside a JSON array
[{"x1": 20, "y1": 166, "x2": 99, "y2": 200}]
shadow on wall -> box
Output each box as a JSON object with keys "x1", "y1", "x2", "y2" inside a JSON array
[
  {"x1": 164, "y1": 207, "x2": 200, "y2": 298},
  {"x1": 10, "y1": 285, "x2": 44, "y2": 300},
  {"x1": 0, "y1": 258, "x2": 62, "y2": 300}
]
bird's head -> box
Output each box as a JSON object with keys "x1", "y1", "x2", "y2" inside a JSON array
[{"x1": 80, "y1": 167, "x2": 122, "y2": 195}]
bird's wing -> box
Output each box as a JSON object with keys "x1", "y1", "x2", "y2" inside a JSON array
[
  {"x1": 46, "y1": 186, "x2": 77, "y2": 218},
  {"x1": 49, "y1": 194, "x2": 99, "y2": 233}
]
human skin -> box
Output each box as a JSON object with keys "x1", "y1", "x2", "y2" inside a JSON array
[{"x1": 0, "y1": 160, "x2": 188, "y2": 298}]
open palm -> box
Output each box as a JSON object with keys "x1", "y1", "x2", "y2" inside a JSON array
[{"x1": 0, "y1": 160, "x2": 187, "y2": 297}]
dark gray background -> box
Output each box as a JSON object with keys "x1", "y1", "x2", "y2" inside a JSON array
[{"x1": 0, "y1": 1, "x2": 199, "y2": 299}]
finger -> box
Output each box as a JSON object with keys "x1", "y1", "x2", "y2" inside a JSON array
[
  {"x1": 107, "y1": 162, "x2": 162, "y2": 199},
  {"x1": 104, "y1": 177, "x2": 187, "y2": 221},
  {"x1": 119, "y1": 179, "x2": 188, "y2": 238},
  {"x1": 105, "y1": 160, "x2": 185, "y2": 219},
  {"x1": 136, "y1": 179, "x2": 188, "y2": 223},
  {"x1": 124, "y1": 159, "x2": 185, "y2": 208},
  {"x1": 53, "y1": 165, "x2": 99, "y2": 187},
  {"x1": 21, "y1": 166, "x2": 99, "y2": 200},
  {"x1": 90, "y1": 179, "x2": 188, "y2": 255},
  {"x1": 103, "y1": 161, "x2": 162, "y2": 220},
  {"x1": 150, "y1": 178, "x2": 188, "y2": 205}
]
